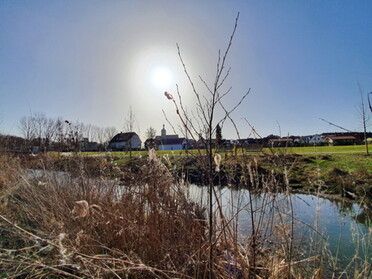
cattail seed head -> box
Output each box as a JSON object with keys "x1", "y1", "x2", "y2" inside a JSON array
[
  {"x1": 164, "y1": 91, "x2": 173, "y2": 100},
  {"x1": 72, "y1": 200, "x2": 89, "y2": 218},
  {"x1": 214, "y1": 153, "x2": 222, "y2": 172}
]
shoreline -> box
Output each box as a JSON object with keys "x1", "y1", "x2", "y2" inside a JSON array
[{"x1": 17, "y1": 151, "x2": 372, "y2": 208}]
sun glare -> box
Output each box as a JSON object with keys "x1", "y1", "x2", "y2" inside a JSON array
[{"x1": 151, "y1": 66, "x2": 173, "y2": 89}]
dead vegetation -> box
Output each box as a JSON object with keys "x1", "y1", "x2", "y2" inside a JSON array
[
  {"x1": 1, "y1": 152, "x2": 370, "y2": 278},
  {"x1": 0, "y1": 153, "x2": 209, "y2": 278}
]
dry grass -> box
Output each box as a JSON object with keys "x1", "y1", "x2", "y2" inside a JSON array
[
  {"x1": 0, "y1": 152, "x2": 210, "y2": 278},
  {"x1": 0, "y1": 152, "x2": 370, "y2": 278},
  {"x1": 0, "y1": 153, "x2": 22, "y2": 189}
]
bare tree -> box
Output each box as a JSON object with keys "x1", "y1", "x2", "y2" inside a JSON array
[
  {"x1": 32, "y1": 113, "x2": 46, "y2": 142},
  {"x1": 94, "y1": 126, "x2": 105, "y2": 146},
  {"x1": 19, "y1": 113, "x2": 57, "y2": 152},
  {"x1": 42, "y1": 117, "x2": 58, "y2": 151},
  {"x1": 19, "y1": 115, "x2": 35, "y2": 151},
  {"x1": 19, "y1": 113, "x2": 117, "y2": 152},
  {"x1": 164, "y1": 13, "x2": 251, "y2": 276},
  {"x1": 104, "y1": 126, "x2": 117, "y2": 142},
  {"x1": 103, "y1": 126, "x2": 117, "y2": 149},
  {"x1": 54, "y1": 117, "x2": 68, "y2": 151},
  {"x1": 93, "y1": 126, "x2": 118, "y2": 150},
  {"x1": 123, "y1": 106, "x2": 136, "y2": 133},
  {"x1": 358, "y1": 84, "x2": 370, "y2": 155},
  {"x1": 124, "y1": 106, "x2": 136, "y2": 157},
  {"x1": 82, "y1": 123, "x2": 94, "y2": 142},
  {"x1": 19, "y1": 116, "x2": 35, "y2": 141},
  {"x1": 64, "y1": 120, "x2": 84, "y2": 152},
  {"x1": 145, "y1": 127, "x2": 156, "y2": 139}
]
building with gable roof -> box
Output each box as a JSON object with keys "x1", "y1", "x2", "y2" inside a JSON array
[
  {"x1": 108, "y1": 132, "x2": 141, "y2": 151},
  {"x1": 155, "y1": 125, "x2": 195, "y2": 151}
]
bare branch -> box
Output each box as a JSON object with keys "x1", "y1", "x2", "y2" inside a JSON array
[
  {"x1": 215, "y1": 86, "x2": 232, "y2": 104},
  {"x1": 199, "y1": 75, "x2": 213, "y2": 95},
  {"x1": 213, "y1": 12, "x2": 239, "y2": 91},
  {"x1": 319, "y1": 118, "x2": 352, "y2": 132},
  {"x1": 176, "y1": 85, "x2": 200, "y2": 139},
  {"x1": 243, "y1": 118, "x2": 264, "y2": 140},
  {"x1": 177, "y1": 43, "x2": 209, "y2": 124},
  {"x1": 215, "y1": 88, "x2": 250, "y2": 140},
  {"x1": 123, "y1": 106, "x2": 136, "y2": 133},
  {"x1": 162, "y1": 109, "x2": 178, "y2": 136},
  {"x1": 219, "y1": 88, "x2": 251, "y2": 123},
  {"x1": 217, "y1": 67, "x2": 231, "y2": 90}
]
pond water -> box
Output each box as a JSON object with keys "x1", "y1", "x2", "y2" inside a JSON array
[{"x1": 188, "y1": 184, "x2": 371, "y2": 270}]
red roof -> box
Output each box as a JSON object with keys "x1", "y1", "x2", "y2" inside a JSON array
[{"x1": 326, "y1": 136, "x2": 356, "y2": 140}]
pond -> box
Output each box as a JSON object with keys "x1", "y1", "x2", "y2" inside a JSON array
[{"x1": 188, "y1": 184, "x2": 371, "y2": 274}]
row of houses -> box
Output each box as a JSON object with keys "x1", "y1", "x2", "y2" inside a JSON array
[
  {"x1": 108, "y1": 127, "x2": 372, "y2": 152},
  {"x1": 1, "y1": 127, "x2": 369, "y2": 153},
  {"x1": 268, "y1": 132, "x2": 371, "y2": 147},
  {"x1": 268, "y1": 135, "x2": 356, "y2": 147}
]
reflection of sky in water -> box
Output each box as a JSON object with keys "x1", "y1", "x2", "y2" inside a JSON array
[
  {"x1": 293, "y1": 194, "x2": 369, "y2": 261},
  {"x1": 188, "y1": 185, "x2": 371, "y2": 265}
]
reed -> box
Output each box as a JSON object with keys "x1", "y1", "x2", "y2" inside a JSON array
[
  {"x1": 0, "y1": 151, "x2": 370, "y2": 278},
  {"x1": 0, "y1": 153, "x2": 208, "y2": 278}
]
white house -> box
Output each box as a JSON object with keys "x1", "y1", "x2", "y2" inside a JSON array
[
  {"x1": 109, "y1": 132, "x2": 141, "y2": 151},
  {"x1": 308, "y1": 135, "x2": 326, "y2": 145}
]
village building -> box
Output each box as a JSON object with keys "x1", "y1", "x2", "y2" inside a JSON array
[
  {"x1": 155, "y1": 125, "x2": 187, "y2": 151},
  {"x1": 80, "y1": 138, "x2": 100, "y2": 152},
  {"x1": 322, "y1": 132, "x2": 371, "y2": 145},
  {"x1": 108, "y1": 132, "x2": 141, "y2": 151},
  {"x1": 326, "y1": 136, "x2": 356, "y2": 146},
  {"x1": 298, "y1": 136, "x2": 312, "y2": 144},
  {"x1": 308, "y1": 134, "x2": 326, "y2": 145},
  {"x1": 269, "y1": 138, "x2": 294, "y2": 147}
]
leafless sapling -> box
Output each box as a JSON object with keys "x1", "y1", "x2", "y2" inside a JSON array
[
  {"x1": 358, "y1": 84, "x2": 370, "y2": 155},
  {"x1": 164, "y1": 13, "x2": 251, "y2": 276}
]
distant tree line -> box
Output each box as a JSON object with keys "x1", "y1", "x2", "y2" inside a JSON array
[{"x1": 0, "y1": 113, "x2": 117, "y2": 153}]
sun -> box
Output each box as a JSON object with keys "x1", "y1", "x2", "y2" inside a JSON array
[{"x1": 151, "y1": 66, "x2": 173, "y2": 89}]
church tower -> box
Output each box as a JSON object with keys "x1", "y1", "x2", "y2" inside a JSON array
[{"x1": 161, "y1": 124, "x2": 166, "y2": 138}]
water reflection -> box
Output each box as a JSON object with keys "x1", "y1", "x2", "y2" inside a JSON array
[{"x1": 188, "y1": 184, "x2": 371, "y2": 266}]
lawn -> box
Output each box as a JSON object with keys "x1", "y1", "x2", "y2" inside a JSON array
[
  {"x1": 262, "y1": 144, "x2": 368, "y2": 154},
  {"x1": 78, "y1": 144, "x2": 369, "y2": 158},
  {"x1": 293, "y1": 153, "x2": 372, "y2": 176}
]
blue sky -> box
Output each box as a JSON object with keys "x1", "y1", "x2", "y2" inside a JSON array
[{"x1": 1, "y1": 0, "x2": 371, "y2": 140}]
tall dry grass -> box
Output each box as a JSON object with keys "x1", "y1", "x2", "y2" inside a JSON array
[
  {"x1": 0, "y1": 152, "x2": 209, "y2": 278},
  {"x1": 0, "y1": 153, "x2": 22, "y2": 189},
  {"x1": 0, "y1": 151, "x2": 370, "y2": 278}
]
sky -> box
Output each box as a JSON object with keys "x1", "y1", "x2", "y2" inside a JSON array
[{"x1": 1, "y1": 0, "x2": 372, "y2": 141}]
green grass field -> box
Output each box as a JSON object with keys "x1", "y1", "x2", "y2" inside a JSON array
[
  {"x1": 78, "y1": 144, "x2": 369, "y2": 158},
  {"x1": 264, "y1": 144, "x2": 368, "y2": 154}
]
